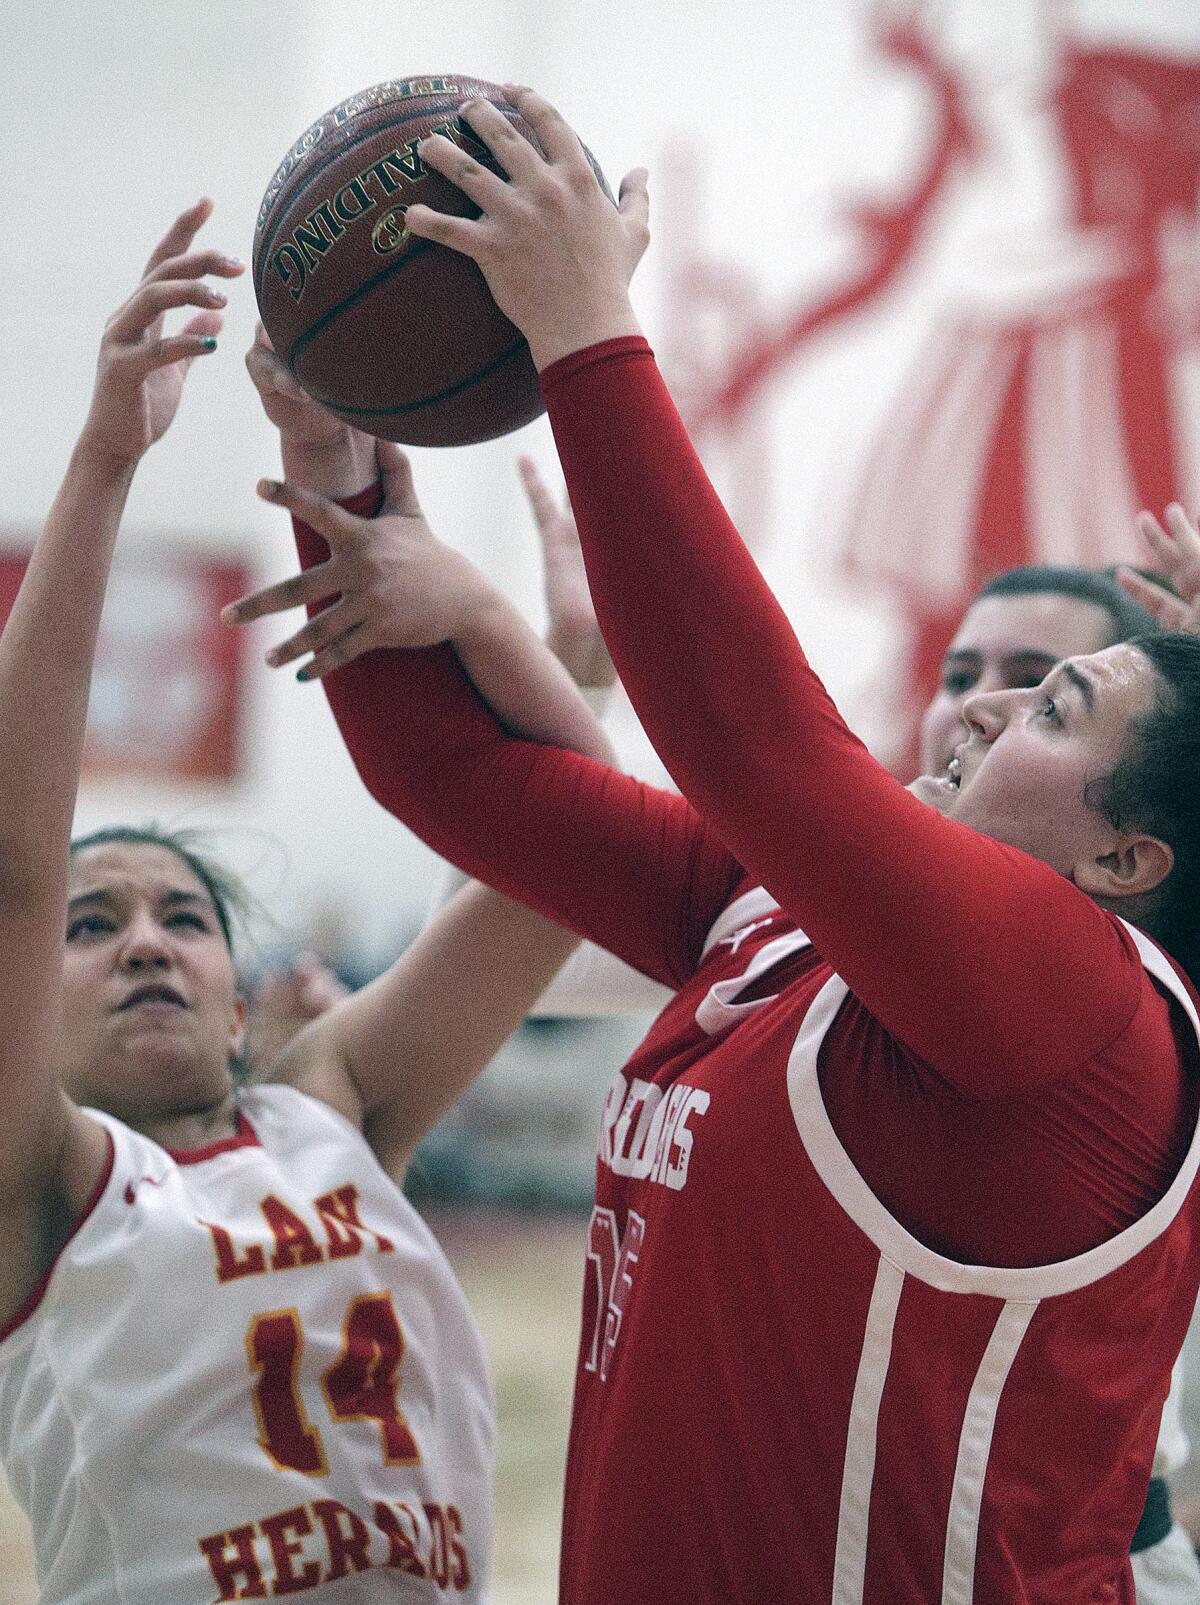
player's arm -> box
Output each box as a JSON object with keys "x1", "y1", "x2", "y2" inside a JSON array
[
  {"x1": 400, "y1": 90, "x2": 1148, "y2": 1095},
  {"x1": 246, "y1": 489, "x2": 607, "y2": 1167},
  {"x1": 234, "y1": 338, "x2": 744, "y2": 988},
  {"x1": 271, "y1": 882, "x2": 580, "y2": 1174},
  {"x1": 240, "y1": 467, "x2": 724, "y2": 1161},
  {"x1": 0, "y1": 205, "x2": 241, "y2": 1223},
  {"x1": 427, "y1": 453, "x2": 673, "y2": 1013}
]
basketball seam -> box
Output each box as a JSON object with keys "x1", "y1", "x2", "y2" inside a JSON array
[
  {"x1": 303, "y1": 337, "x2": 531, "y2": 417},
  {"x1": 282, "y1": 236, "x2": 440, "y2": 369}
]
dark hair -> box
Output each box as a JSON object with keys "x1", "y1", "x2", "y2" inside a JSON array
[
  {"x1": 69, "y1": 824, "x2": 248, "y2": 953},
  {"x1": 1085, "y1": 633, "x2": 1200, "y2": 982},
  {"x1": 975, "y1": 565, "x2": 1160, "y2": 644}
]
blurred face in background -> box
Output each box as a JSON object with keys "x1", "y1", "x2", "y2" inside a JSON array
[{"x1": 918, "y1": 591, "x2": 1117, "y2": 778}]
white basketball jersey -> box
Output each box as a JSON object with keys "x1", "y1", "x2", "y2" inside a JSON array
[{"x1": 0, "y1": 1084, "x2": 494, "y2": 1603}]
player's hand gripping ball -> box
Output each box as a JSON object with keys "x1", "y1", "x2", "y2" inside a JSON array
[{"x1": 253, "y1": 75, "x2": 611, "y2": 448}]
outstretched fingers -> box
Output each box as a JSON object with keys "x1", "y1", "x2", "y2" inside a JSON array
[
  {"x1": 142, "y1": 198, "x2": 215, "y2": 276},
  {"x1": 1136, "y1": 509, "x2": 1177, "y2": 568},
  {"x1": 518, "y1": 454, "x2": 563, "y2": 533},
  {"x1": 255, "y1": 477, "x2": 364, "y2": 548},
  {"x1": 408, "y1": 89, "x2": 585, "y2": 250},
  {"x1": 418, "y1": 126, "x2": 513, "y2": 206},
  {"x1": 297, "y1": 624, "x2": 371, "y2": 681},
  {"x1": 266, "y1": 597, "x2": 365, "y2": 670},
  {"x1": 405, "y1": 133, "x2": 500, "y2": 256},
  {"x1": 223, "y1": 560, "x2": 343, "y2": 626},
  {"x1": 1137, "y1": 505, "x2": 1200, "y2": 605},
  {"x1": 143, "y1": 247, "x2": 244, "y2": 288},
  {"x1": 107, "y1": 277, "x2": 229, "y2": 345},
  {"x1": 458, "y1": 97, "x2": 546, "y2": 181},
  {"x1": 404, "y1": 196, "x2": 485, "y2": 256},
  {"x1": 1163, "y1": 504, "x2": 1200, "y2": 582},
  {"x1": 1114, "y1": 565, "x2": 1192, "y2": 630},
  {"x1": 136, "y1": 310, "x2": 223, "y2": 373}
]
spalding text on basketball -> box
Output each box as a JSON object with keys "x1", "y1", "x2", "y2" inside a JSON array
[
  {"x1": 270, "y1": 116, "x2": 489, "y2": 305},
  {"x1": 255, "y1": 77, "x2": 464, "y2": 235}
]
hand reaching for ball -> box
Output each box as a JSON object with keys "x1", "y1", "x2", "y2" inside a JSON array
[
  {"x1": 406, "y1": 86, "x2": 650, "y2": 371},
  {"x1": 81, "y1": 199, "x2": 243, "y2": 468},
  {"x1": 245, "y1": 324, "x2": 347, "y2": 447},
  {"x1": 245, "y1": 325, "x2": 378, "y2": 498}
]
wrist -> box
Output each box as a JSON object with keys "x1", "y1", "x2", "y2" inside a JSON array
[
  {"x1": 69, "y1": 431, "x2": 141, "y2": 489},
  {"x1": 527, "y1": 300, "x2": 644, "y2": 373},
  {"x1": 280, "y1": 429, "x2": 377, "y2": 499}
]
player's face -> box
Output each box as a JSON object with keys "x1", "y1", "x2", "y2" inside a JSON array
[
  {"x1": 56, "y1": 843, "x2": 245, "y2": 1121},
  {"x1": 909, "y1": 643, "x2": 1159, "y2": 877},
  {"x1": 918, "y1": 593, "x2": 1116, "y2": 777}
]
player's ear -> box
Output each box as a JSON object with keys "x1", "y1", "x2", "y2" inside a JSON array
[
  {"x1": 228, "y1": 995, "x2": 247, "y2": 1062},
  {"x1": 1075, "y1": 833, "x2": 1173, "y2": 901}
]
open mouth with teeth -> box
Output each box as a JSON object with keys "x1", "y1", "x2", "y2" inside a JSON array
[{"x1": 946, "y1": 757, "x2": 962, "y2": 790}]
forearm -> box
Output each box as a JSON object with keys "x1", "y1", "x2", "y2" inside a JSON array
[
  {"x1": 351, "y1": 882, "x2": 582, "y2": 1156},
  {"x1": 0, "y1": 441, "x2": 132, "y2": 890},
  {"x1": 451, "y1": 594, "x2": 614, "y2": 764},
  {"x1": 290, "y1": 502, "x2": 742, "y2": 986}
]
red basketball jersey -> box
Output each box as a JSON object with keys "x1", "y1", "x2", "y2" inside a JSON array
[{"x1": 560, "y1": 889, "x2": 1200, "y2": 1605}]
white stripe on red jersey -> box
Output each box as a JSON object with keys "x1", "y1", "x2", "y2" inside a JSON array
[{"x1": 561, "y1": 897, "x2": 1200, "y2": 1605}]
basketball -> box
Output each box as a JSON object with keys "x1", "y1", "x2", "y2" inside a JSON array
[{"x1": 253, "y1": 75, "x2": 608, "y2": 449}]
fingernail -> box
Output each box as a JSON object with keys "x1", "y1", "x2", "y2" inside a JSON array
[
  {"x1": 199, "y1": 336, "x2": 218, "y2": 351},
  {"x1": 225, "y1": 256, "x2": 244, "y2": 268},
  {"x1": 296, "y1": 667, "x2": 311, "y2": 683},
  {"x1": 266, "y1": 647, "x2": 282, "y2": 667},
  {"x1": 207, "y1": 288, "x2": 227, "y2": 306},
  {"x1": 257, "y1": 478, "x2": 281, "y2": 497},
  {"x1": 219, "y1": 603, "x2": 239, "y2": 624}
]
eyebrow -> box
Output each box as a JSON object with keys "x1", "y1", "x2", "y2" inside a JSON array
[
  {"x1": 942, "y1": 648, "x2": 1059, "y2": 670},
  {"x1": 66, "y1": 888, "x2": 214, "y2": 915},
  {"x1": 1061, "y1": 662, "x2": 1096, "y2": 715}
]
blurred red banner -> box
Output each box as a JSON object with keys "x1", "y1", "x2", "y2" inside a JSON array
[{"x1": 0, "y1": 545, "x2": 251, "y2": 781}]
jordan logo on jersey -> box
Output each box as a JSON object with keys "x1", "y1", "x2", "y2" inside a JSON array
[
  {"x1": 599, "y1": 1073, "x2": 709, "y2": 1190},
  {"x1": 716, "y1": 915, "x2": 775, "y2": 955}
]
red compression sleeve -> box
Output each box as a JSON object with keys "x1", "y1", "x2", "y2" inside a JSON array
[
  {"x1": 541, "y1": 339, "x2": 1145, "y2": 1094},
  {"x1": 291, "y1": 488, "x2": 743, "y2": 987}
]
